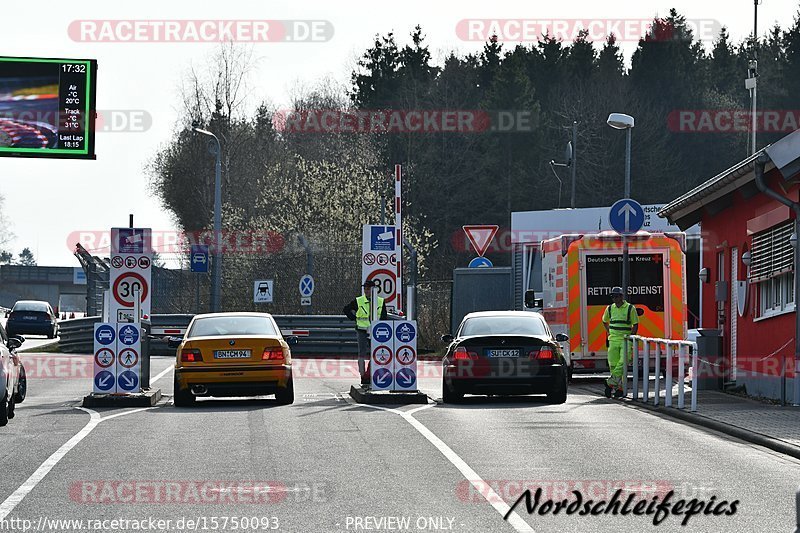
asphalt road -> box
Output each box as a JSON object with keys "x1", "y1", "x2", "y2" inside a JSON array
[{"x1": 1, "y1": 355, "x2": 798, "y2": 533}]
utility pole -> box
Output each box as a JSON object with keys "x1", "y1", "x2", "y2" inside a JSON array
[
  {"x1": 746, "y1": 0, "x2": 760, "y2": 155},
  {"x1": 570, "y1": 121, "x2": 578, "y2": 208}
]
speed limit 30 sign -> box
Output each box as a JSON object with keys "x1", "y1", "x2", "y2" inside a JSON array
[
  {"x1": 110, "y1": 227, "x2": 152, "y2": 322},
  {"x1": 362, "y1": 225, "x2": 398, "y2": 312}
]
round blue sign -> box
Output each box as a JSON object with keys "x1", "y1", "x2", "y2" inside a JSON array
[
  {"x1": 372, "y1": 367, "x2": 393, "y2": 389},
  {"x1": 372, "y1": 322, "x2": 393, "y2": 343},
  {"x1": 396, "y1": 368, "x2": 417, "y2": 388},
  {"x1": 609, "y1": 198, "x2": 645, "y2": 235},
  {"x1": 95, "y1": 325, "x2": 116, "y2": 346},
  {"x1": 118, "y1": 370, "x2": 139, "y2": 392},
  {"x1": 118, "y1": 325, "x2": 140, "y2": 346},
  {"x1": 395, "y1": 322, "x2": 416, "y2": 343},
  {"x1": 469, "y1": 256, "x2": 493, "y2": 268},
  {"x1": 94, "y1": 370, "x2": 115, "y2": 391}
]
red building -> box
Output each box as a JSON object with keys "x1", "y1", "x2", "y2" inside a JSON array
[{"x1": 659, "y1": 129, "x2": 800, "y2": 401}]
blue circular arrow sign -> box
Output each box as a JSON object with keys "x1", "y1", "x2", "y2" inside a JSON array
[
  {"x1": 94, "y1": 370, "x2": 115, "y2": 391},
  {"x1": 609, "y1": 198, "x2": 645, "y2": 235},
  {"x1": 469, "y1": 256, "x2": 493, "y2": 268},
  {"x1": 396, "y1": 368, "x2": 417, "y2": 388},
  {"x1": 117, "y1": 370, "x2": 140, "y2": 392},
  {"x1": 372, "y1": 367, "x2": 393, "y2": 389}
]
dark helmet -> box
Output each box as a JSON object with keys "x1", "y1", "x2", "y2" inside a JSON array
[{"x1": 611, "y1": 286, "x2": 624, "y2": 296}]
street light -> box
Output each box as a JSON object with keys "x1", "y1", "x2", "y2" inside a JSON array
[
  {"x1": 607, "y1": 113, "x2": 635, "y2": 297},
  {"x1": 192, "y1": 123, "x2": 223, "y2": 313}
]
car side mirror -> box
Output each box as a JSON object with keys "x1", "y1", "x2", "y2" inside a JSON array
[
  {"x1": 524, "y1": 290, "x2": 543, "y2": 309},
  {"x1": 636, "y1": 307, "x2": 644, "y2": 316},
  {"x1": 285, "y1": 336, "x2": 299, "y2": 346},
  {"x1": 441, "y1": 334, "x2": 454, "y2": 343},
  {"x1": 555, "y1": 333, "x2": 569, "y2": 342},
  {"x1": 7, "y1": 337, "x2": 23, "y2": 350},
  {"x1": 166, "y1": 336, "x2": 183, "y2": 349}
]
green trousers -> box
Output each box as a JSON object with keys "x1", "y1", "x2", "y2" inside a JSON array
[{"x1": 606, "y1": 339, "x2": 627, "y2": 388}]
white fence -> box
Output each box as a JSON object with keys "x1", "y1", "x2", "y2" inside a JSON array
[{"x1": 624, "y1": 335, "x2": 698, "y2": 412}]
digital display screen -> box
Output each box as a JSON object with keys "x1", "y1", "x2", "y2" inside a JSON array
[{"x1": 0, "y1": 56, "x2": 97, "y2": 159}]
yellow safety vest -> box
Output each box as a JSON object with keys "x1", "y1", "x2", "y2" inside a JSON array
[
  {"x1": 603, "y1": 302, "x2": 638, "y2": 341},
  {"x1": 356, "y1": 295, "x2": 384, "y2": 330}
]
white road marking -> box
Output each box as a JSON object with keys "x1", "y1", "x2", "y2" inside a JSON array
[
  {"x1": 151, "y1": 365, "x2": 173, "y2": 384},
  {"x1": 345, "y1": 397, "x2": 535, "y2": 533},
  {"x1": 0, "y1": 405, "x2": 157, "y2": 521}
]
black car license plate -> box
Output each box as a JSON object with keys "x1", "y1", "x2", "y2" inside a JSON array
[{"x1": 486, "y1": 349, "x2": 521, "y2": 357}]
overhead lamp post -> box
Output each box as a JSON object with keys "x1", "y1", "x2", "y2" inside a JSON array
[
  {"x1": 607, "y1": 113, "x2": 635, "y2": 296},
  {"x1": 192, "y1": 123, "x2": 222, "y2": 313}
]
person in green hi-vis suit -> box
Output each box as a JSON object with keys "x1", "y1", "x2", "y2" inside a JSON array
[{"x1": 602, "y1": 287, "x2": 639, "y2": 398}]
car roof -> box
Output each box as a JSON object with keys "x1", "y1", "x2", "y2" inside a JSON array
[
  {"x1": 191, "y1": 312, "x2": 274, "y2": 319},
  {"x1": 462, "y1": 311, "x2": 545, "y2": 320},
  {"x1": 13, "y1": 300, "x2": 49, "y2": 308}
]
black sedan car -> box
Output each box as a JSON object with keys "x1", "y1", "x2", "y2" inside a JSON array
[
  {"x1": 441, "y1": 311, "x2": 570, "y2": 404},
  {"x1": 6, "y1": 300, "x2": 58, "y2": 339}
]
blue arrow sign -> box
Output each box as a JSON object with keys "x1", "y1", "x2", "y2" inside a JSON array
[
  {"x1": 469, "y1": 256, "x2": 493, "y2": 268},
  {"x1": 190, "y1": 244, "x2": 209, "y2": 273},
  {"x1": 95, "y1": 325, "x2": 115, "y2": 345},
  {"x1": 372, "y1": 367, "x2": 393, "y2": 389},
  {"x1": 118, "y1": 370, "x2": 140, "y2": 392},
  {"x1": 299, "y1": 274, "x2": 314, "y2": 297},
  {"x1": 396, "y1": 368, "x2": 417, "y2": 388},
  {"x1": 372, "y1": 322, "x2": 393, "y2": 343},
  {"x1": 609, "y1": 198, "x2": 645, "y2": 235},
  {"x1": 118, "y1": 325, "x2": 139, "y2": 346},
  {"x1": 395, "y1": 322, "x2": 416, "y2": 343},
  {"x1": 94, "y1": 370, "x2": 115, "y2": 391}
]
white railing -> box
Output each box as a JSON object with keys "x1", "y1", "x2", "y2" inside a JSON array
[{"x1": 624, "y1": 335, "x2": 698, "y2": 412}]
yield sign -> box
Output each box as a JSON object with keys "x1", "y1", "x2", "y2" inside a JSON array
[{"x1": 462, "y1": 225, "x2": 499, "y2": 257}]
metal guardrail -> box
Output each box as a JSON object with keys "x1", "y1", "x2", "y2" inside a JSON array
[
  {"x1": 57, "y1": 314, "x2": 363, "y2": 357},
  {"x1": 624, "y1": 335, "x2": 698, "y2": 411}
]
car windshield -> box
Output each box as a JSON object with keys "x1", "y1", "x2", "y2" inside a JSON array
[
  {"x1": 187, "y1": 316, "x2": 277, "y2": 338},
  {"x1": 460, "y1": 316, "x2": 547, "y2": 337},
  {"x1": 13, "y1": 302, "x2": 48, "y2": 312}
]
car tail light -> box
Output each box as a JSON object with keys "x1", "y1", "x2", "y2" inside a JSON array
[
  {"x1": 529, "y1": 346, "x2": 555, "y2": 361},
  {"x1": 453, "y1": 347, "x2": 478, "y2": 360},
  {"x1": 181, "y1": 349, "x2": 202, "y2": 362},
  {"x1": 262, "y1": 348, "x2": 285, "y2": 361}
]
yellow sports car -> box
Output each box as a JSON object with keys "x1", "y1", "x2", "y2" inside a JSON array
[{"x1": 171, "y1": 312, "x2": 295, "y2": 406}]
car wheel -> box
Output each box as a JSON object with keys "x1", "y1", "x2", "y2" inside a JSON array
[
  {"x1": 13, "y1": 365, "x2": 26, "y2": 403},
  {"x1": 547, "y1": 371, "x2": 568, "y2": 404},
  {"x1": 442, "y1": 380, "x2": 464, "y2": 404},
  {"x1": 275, "y1": 377, "x2": 294, "y2": 405},
  {"x1": 173, "y1": 374, "x2": 195, "y2": 407}
]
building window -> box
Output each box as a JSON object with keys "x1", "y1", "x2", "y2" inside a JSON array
[{"x1": 751, "y1": 221, "x2": 796, "y2": 318}]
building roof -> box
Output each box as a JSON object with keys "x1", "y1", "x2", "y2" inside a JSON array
[{"x1": 657, "y1": 149, "x2": 776, "y2": 230}]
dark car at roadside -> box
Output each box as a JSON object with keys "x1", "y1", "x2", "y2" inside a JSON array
[
  {"x1": 441, "y1": 311, "x2": 570, "y2": 404},
  {"x1": 6, "y1": 300, "x2": 58, "y2": 339}
]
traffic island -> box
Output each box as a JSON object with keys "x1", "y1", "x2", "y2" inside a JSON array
[
  {"x1": 349, "y1": 385, "x2": 428, "y2": 405},
  {"x1": 82, "y1": 389, "x2": 162, "y2": 408}
]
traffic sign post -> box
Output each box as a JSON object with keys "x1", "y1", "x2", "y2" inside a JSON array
[
  {"x1": 254, "y1": 280, "x2": 274, "y2": 303},
  {"x1": 299, "y1": 274, "x2": 314, "y2": 310},
  {"x1": 93, "y1": 323, "x2": 117, "y2": 393},
  {"x1": 116, "y1": 323, "x2": 141, "y2": 393},
  {"x1": 369, "y1": 320, "x2": 417, "y2": 392},
  {"x1": 109, "y1": 228, "x2": 152, "y2": 323},
  {"x1": 609, "y1": 198, "x2": 645, "y2": 299},
  {"x1": 362, "y1": 225, "x2": 399, "y2": 315},
  {"x1": 190, "y1": 244, "x2": 209, "y2": 273}
]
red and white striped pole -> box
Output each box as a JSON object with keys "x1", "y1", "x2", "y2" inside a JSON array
[{"x1": 395, "y1": 164, "x2": 403, "y2": 315}]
